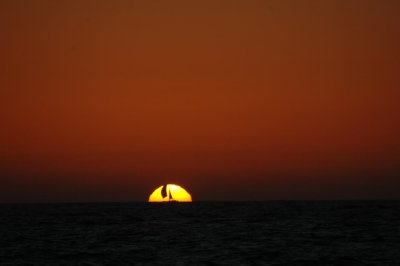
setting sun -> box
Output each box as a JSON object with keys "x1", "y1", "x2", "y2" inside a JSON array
[{"x1": 148, "y1": 184, "x2": 192, "y2": 202}]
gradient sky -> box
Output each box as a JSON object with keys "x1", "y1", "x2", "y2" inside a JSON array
[{"x1": 1, "y1": 0, "x2": 399, "y2": 202}]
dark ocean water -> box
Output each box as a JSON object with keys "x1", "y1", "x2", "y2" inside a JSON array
[{"x1": 0, "y1": 201, "x2": 399, "y2": 266}]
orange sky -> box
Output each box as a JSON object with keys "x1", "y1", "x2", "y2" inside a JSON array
[{"x1": 0, "y1": 0, "x2": 399, "y2": 202}]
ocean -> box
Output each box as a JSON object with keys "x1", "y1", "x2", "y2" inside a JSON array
[{"x1": 0, "y1": 201, "x2": 399, "y2": 265}]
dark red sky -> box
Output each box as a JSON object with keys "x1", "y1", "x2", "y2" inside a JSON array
[{"x1": 1, "y1": 0, "x2": 399, "y2": 202}]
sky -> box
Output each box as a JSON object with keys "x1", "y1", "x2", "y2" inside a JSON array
[{"x1": 0, "y1": 0, "x2": 399, "y2": 202}]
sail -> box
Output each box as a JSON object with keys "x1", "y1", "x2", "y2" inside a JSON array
[
  {"x1": 169, "y1": 188, "x2": 173, "y2": 200},
  {"x1": 161, "y1": 185, "x2": 167, "y2": 198}
]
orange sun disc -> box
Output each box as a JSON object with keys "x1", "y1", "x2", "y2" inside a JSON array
[{"x1": 148, "y1": 184, "x2": 192, "y2": 202}]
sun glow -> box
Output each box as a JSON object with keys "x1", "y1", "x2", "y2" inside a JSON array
[{"x1": 148, "y1": 184, "x2": 192, "y2": 202}]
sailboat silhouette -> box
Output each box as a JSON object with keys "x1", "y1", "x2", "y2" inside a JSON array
[{"x1": 161, "y1": 184, "x2": 177, "y2": 202}]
